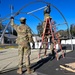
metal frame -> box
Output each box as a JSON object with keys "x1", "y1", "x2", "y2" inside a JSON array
[{"x1": 0, "y1": 0, "x2": 73, "y2": 51}]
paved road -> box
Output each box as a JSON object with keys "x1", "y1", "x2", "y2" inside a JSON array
[
  {"x1": 0, "y1": 44, "x2": 75, "y2": 75},
  {"x1": 0, "y1": 50, "x2": 75, "y2": 75}
]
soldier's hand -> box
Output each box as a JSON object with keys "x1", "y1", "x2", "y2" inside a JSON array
[
  {"x1": 47, "y1": 4, "x2": 50, "y2": 7},
  {"x1": 10, "y1": 16, "x2": 14, "y2": 19}
]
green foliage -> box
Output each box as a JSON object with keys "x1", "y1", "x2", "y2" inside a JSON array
[
  {"x1": 37, "y1": 23, "x2": 43, "y2": 36},
  {"x1": 70, "y1": 24, "x2": 75, "y2": 37},
  {"x1": 0, "y1": 23, "x2": 2, "y2": 30}
]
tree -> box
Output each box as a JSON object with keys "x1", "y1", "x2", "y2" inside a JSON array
[
  {"x1": 70, "y1": 24, "x2": 73, "y2": 36},
  {"x1": 70, "y1": 24, "x2": 75, "y2": 37},
  {"x1": 0, "y1": 23, "x2": 2, "y2": 30},
  {"x1": 0, "y1": 18, "x2": 2, "y2": 31},
  {"x1": 37, "y1": 20, "x2": 57, "y2": 37},
  {"x1": 37, "y1": 22, "x2": 43, "y2": 36}
]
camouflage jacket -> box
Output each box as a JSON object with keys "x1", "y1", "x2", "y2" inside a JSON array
[{"x1": 11, "y1": 19, "x2": 33, "y2": 47}]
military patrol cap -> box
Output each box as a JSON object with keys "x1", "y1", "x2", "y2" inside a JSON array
[{"x1": 20, "y1": 17, "x2": 26, "y2": 22}]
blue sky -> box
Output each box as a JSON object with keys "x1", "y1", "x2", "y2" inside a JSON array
[{"x1": 0, "y1": 0, "x2": 75, "y2": 34}]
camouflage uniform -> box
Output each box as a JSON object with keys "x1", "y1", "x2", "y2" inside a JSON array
[
  {"x1": 10, "y1": 17, "x2": 33, "y2": 74},
  {"x1": 49, "y1": 36, "x2": 54, "y2": 54},
  {"x1": 43, "y1": 36, "x2": 48, "y2": 56},
  {"x1": 44, "y1": 5, "x2": 54, "y2": 57},
  {"x1": 43, "y1": 36, "x2": 48, "y2": 49},
  {"x1": 44, "y1": 5, "x2": 51, "y2": 21}
]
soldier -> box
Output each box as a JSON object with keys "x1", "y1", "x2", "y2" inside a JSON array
[
  {"x1": 10, "y1": 17, "x2": 34, "y2": 74},
  {"x1": 43, "y1": 36, "x2": 48, "y2": 56},
  {"x1": 44, "y1": 4, "x2": 51, "y2": 21},
  {"x1": 43, "y1": 4, "x2": 51, "y2": 29},
  {"x1": 49, "y1": 36, "x2": 55, "y2": 59},
  {"x1": 43, "y1": 5, "x2": 54, "y2": 57}
]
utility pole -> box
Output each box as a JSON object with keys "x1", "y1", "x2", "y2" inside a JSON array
[
  {"x1": 10, "y1": 5, "x2": 14, "y2": 16},
  {"x1": 10, "y1": 5, "x2": 14, "y2": 35},
  {"x1": 0, "y1": 0, "x2": 2, "y2": 30},
  {"x1": 0, "y1": 0, "x2": 1, "y2": 17}
]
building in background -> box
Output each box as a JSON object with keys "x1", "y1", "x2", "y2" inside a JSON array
[{"x1": 0, "y1": 34, "x2": 17, "y2": 44}]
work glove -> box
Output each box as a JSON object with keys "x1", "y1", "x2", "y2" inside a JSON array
[{"x1": 10, "y1": 16, "x2": 14, "y2": 19}]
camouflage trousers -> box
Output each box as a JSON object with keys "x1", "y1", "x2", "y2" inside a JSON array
[
  {"x1": 50, "y1": 43, "x2": 54, "y2": 54},
  {"x1": 18, "y1": 45, "x2": 31, "y2": 68}
]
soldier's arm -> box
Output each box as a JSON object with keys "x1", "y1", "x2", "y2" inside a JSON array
[
  {"x1": 47, "y1": 5, "x2": 50, "y2": 13},
  {"x1": 44, "y1": 7, "x2": 48, "y2": 14},
  {"x1": 44, "y1": 5, "x2": 50, "y2": 14},
  {"x1": 10, "y1": 17, "x2": 18, "y2": 30},
  {"x1": 27, "y1": 27, "x2": 33, "y2": 42}
]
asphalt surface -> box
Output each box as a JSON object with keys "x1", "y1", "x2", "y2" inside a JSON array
[{"x1": 0, "y1": 44, "x2": 75, "y2": 75}]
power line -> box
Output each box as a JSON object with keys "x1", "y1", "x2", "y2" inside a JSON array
[{"x1": 27, "y1": 6, "x2": 46, "y2": 14}]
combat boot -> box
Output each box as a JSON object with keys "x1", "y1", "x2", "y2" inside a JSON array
[
  {"x1": 26, "y1": 67, "x2": 34, "y2": 74},
  {"x1": 17, "y1": 67, "x2": 22, "y2": 74}
]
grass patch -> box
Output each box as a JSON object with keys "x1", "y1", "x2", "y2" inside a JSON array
[
  {"x1": 0, "y1": 45, "x2": 18, "y2": 50},
  {"x1": 0, "y1": 47, "x2": 4, "y2": 50}
]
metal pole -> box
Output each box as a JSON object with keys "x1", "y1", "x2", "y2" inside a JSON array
[
  {"x1": 0, "y1": 22, "x2": 10, "y2": 44},
  {"x1": 27, "y1": 6, "x2": 46, "y2": 14},
  {"x1": 10, "y1": 5, "x2": 14, "y2": 34}
]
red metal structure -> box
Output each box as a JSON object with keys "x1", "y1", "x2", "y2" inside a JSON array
[{"x1": 39, "y1": 17, "x2": 64, "y2": 60}]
